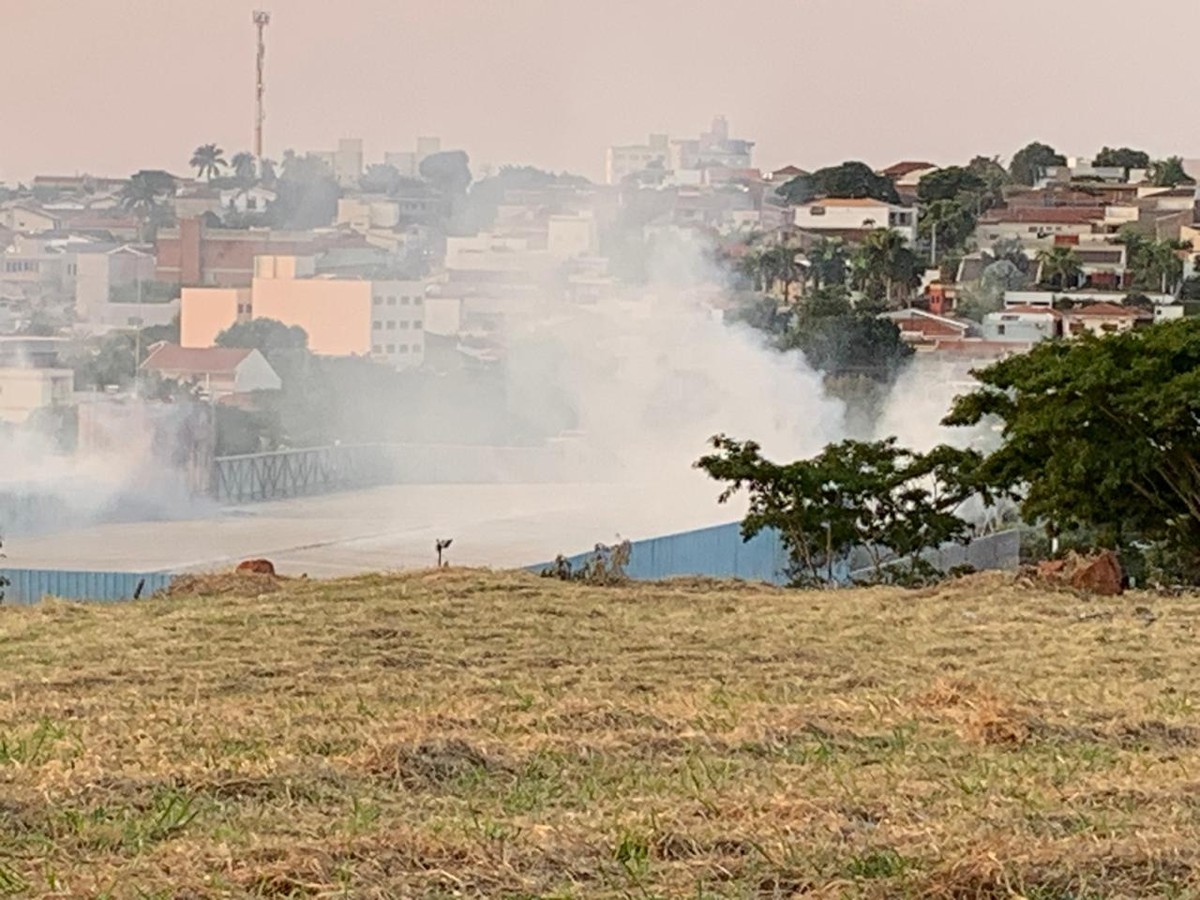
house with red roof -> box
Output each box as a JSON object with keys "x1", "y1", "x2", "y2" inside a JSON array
[{"x1": 140, "y1": 342, "x2": 281, "y2": 400}]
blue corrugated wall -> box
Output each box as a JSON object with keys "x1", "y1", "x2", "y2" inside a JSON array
[
  {"x1": 0, "y1": 569, "x2": 174, "y2": 606},
  {"x1": 533, "y1": 522, "x2": 797, "y2": 585},
  {"x1": 532, "y1": 523, "x2": 1020, "y2": 586}
]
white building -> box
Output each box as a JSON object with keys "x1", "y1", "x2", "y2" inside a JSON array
[
  {"x1": 334, "y1": 138, "x2": 364, "y2": 188},
  {"x1": 793, "y1": 198, "x2": 918, "y2": 243},
  {"x1": 605, "y1": 134, "x2": 670, "y2": 185},
  {"x1": 0, "y1": 367, "x2": 73, "y2": 424}
]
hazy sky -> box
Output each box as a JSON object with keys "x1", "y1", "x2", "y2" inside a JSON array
[{"x1": 4, "y1": 0, "x2": 1199, "y2": 184}]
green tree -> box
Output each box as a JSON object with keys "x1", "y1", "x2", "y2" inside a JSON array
[
  {"x1": 1118, "y1": 229, "x2": 1192, "y2": 293},
  {"x1": 230, "y1": 152, "x2": 257, "y2": 186},
  {"x1": 967, "y1": 155, "x2": 1011, "y2": 192},
  {"x1": 775, "y1": 173, "x2": 816, "y2": 205},
  {"x1": 796, "y1": 161, "x2": 900, "y2": 204},
  {"x1": 1093, "y1": 146, "x2": 1151, "y2": 171},
  {"x1": 190, "y1": 144, "x2": 227, "y2": 182},
  {"x1": 1150, "y1": 156, "x2": 1195, "y2": 187},
  {"x1": 918, "y1": 199, "x2": 977, "y2": 257},
  {"x1": 269, "y1": 152, "x2": 340, "y2": 229},
  {"x1": 120, "y1": 170, "x2": 177, "y2": 240},
  {"x1": 917, "y1": 166, "x2": 987, "y2": 204},
  {"x1": 853, "y1": 229, "x2": 922, "y2": 304},
  {"x1": 215, "y1": 319, "x2": 309, "y2": 357},
  {"x1": 1009, "y1": 141, "x2": 1066, "y2": 186},
  {"x1": 806, "y1": 238, "x2": 849, "y2": 290},
  {"x1": 695, "y1": 436, "x2": 982, "y2": 585},
  {"x1": 782, "y1": 312, "x2": 912, "y2": 380},
  {"x1": 360, "y1": 163, "x2": 404, "y2": 194},
  {"x1": 1036, "y1": 246, "x2": 1081, "y2": 290},
  {"x1": 739, "y1": 242, "x2": 803, "y2": 300},
  {"x1": 944, "y1": 319, "x2": 1200, "y2": 575}
]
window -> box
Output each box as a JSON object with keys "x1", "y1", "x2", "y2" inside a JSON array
[
  {"x1": 809, "y1": 206, "x2": 826, "y2": 216},
  {"x1": 247, "y1": 197, "x2": 258, "y2": 210},
  {"x1": 386, "y1": 344, "x2": 395, "y2": 353},
  {"x1": 399, "y1": 344, "x2": 410, "y2": 353},
  {"x1": 373, "y1": 320, "x2": 382, "y2": 329},
  {"x1": 373, "y1": 296, "x2": 382, "y2": 306},
  {"x1": 387, "y1": 296, "x2": 396, "y2": 306},
  {"x1": 386, "y1": 321, "x2": 395, "y2": 330},
  {"x1": 372, "y1": 344, "x2": 382, "y2": 354},
  {"x1": 400, "y1": 321, "x2": 410, "y2": 329},
  {"x1": 401, "y1": 296, "x2": 411, "y2": 305},
  {"x1": 997, "y1": 324, "x2": 1006, "y2": 335},
  {"x1": 413, "y1": 320, "x2": 422, "y2": 329},
  {"x1": 414, "y1": 296, "x2": 423, "y2": 306},
  {"x1": 66, "y1": 263, "x2": 77, "y2": 276}
]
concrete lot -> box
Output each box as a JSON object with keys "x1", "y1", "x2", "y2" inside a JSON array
[{"x1": 5, "y1": 481, "x2": 738, "y2": 576}]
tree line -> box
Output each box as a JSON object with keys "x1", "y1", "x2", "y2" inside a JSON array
[{"x1": 697, "y1": 317, "x2": 1200, "y2": 587}]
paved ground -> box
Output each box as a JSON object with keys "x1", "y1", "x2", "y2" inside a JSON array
[{"x1": 5, "y1": 480, "x2": 739, "y2": 576}]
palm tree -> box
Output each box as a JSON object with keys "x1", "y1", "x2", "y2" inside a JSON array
[
  {"x1": 190, "y1": 144, "x2": 227, "y2": 182},
  {"x1": 854, "y1": 229, "x2": 920, "y2": 305},
  {"x1": 1036, "y1": 246, "x2": 1082, "y2": 291},
  {"x1": 230, "y1": 152, "x2": 257, "y2": 186},
  {"x1": 806, "y1": 238, "x2": 848, "y2": 291},
  {"x1": 121, "y1": 171, "x2": 175, "y2": 240}
]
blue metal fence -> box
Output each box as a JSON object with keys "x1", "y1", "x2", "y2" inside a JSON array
[
  {"x1": 533, "y1": 522, "x2": 796, "y2": 585},
  {"x1": 533, "y1": 523, "x2": 1020, "y2": 586},
  {"x1": 0, "y1": 569, "x2": 174, "y2": 606}
]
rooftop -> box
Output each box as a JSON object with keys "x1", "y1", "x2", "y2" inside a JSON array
[{"x1": 140, "y1": 343, "x2": 254, "y2": 375}]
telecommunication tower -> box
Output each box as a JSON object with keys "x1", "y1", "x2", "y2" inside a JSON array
[{"x1": 253, "y1": 11, "x2": 271, "y2": 160}]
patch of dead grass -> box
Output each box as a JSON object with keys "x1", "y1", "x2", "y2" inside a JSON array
[{"x1": 1, "y1": 569, "x2": 1199, "y2": 896}]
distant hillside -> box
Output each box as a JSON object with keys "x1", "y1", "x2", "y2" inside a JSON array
[{"x1": 0, "y1": 569, "x2": 1196, "y2": 896}]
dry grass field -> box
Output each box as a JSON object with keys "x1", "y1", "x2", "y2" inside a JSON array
[{"x1": 2, "y1": 569, "x2": 1200, "y2": 898}]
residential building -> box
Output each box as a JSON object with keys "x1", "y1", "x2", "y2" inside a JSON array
[
  {"x1": 140, "y1": 343, "x2": 281, "y2": 399},
  {"x1": 669, "y1": 116, "x2": 754, "y2": 174},
  {"x1": 974, "y1": 206, "x2": 1103, "y2": 248},
  {"x1": 879, "y1": 309, "x2": 972, "y2": 348},
  {"x1": 2, "y1": 205, "x2": 60, "y2": 233},
  {"x1": 606, "y1": 133, "x2": 670, "y2": 185},
  {"x1": 155, "y1": 218, "x2": 360, "y2": 287},
  {"x1": 180, "y1": 255, "x2": 429, "y2": 369},
  {"x1": 1062, "y1": 302, "x2": 1152, "y2": 336},
  {"x1": 878, "y1": 161, "x2": 939, "y2": 195},
  {"x1": 982, "y1": 306, "x2": 1064, "y2": 343},
  {"x1": 335, "y1": 138, "x2": 364, "y2": 188},
  {"x1": 0, "y1": 367, "x2": 73, "y2": 424},
  {"x1": 73, "y1": 244, "x2": 164, "y2": 328},
  {"x1": 793, "y1": 197, "x2": 918, "y2": 243},
  {"x1": 384, "y1": 136, "x2": 442, "y2": 178},
  {"x1": 179, "y1": 287, "x2": 251, "y2": 349}
]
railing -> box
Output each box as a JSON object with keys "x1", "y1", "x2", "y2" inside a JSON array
[{"x1": 211, "y1": 444, "x2": 397, "y2": 504}]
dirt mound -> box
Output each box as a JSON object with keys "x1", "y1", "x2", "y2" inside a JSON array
[
  {"x1": 236, "y1": 558, "x2": 277, "y2": 576},
  {"x1": 1036, "y1": 550, "x2": 1124, "y2": 596},
  {"x1": 162, "y1": 570, "x2": 285, "y2": 598}
]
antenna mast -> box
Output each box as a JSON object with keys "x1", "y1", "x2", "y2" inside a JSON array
[{"x1": 253, "y1": 11, "x2": 271, "y2": 160}]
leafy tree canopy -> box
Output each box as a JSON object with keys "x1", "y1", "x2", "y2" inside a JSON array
[
  {"x1": 215, "y1": 318, "x2": 309, "y2": 358},
  {"x1": 917, "y1": 166, "x2": 987, "y2": 204},
  {"x1": 696, "y1": 435, "x2": 983, "y2": 585},
  {"x1": 779, "y1": 162, "x2": 900, "y2": 205},
  {"x1": 1093, "y1": 146, "x2": 1151, "y2": 170},
  {"x1": 944, "y1": 319, "x2": 1200, "y2": 569},
  {"x1": 1009, "y1": 141, "x2": 1066, "y2": 186},
  {"x1": 1150, "y1": 156, "x2": 1195, "y2": 188}
]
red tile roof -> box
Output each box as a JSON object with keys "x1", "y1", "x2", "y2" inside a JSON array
[
  {"x1": 1065, "y1": 302, "x2": 1144, "y2": 318},
  {"x1": 141, "y1": 343, "x2": 253, "y2": 375},
  {"x1": 1000, "y1": 305, "x2": 1063, "y2": 318},
  {"x1": 981, "y1": 207, "x2": 1104, "y2": 225},
  {"x1": 880, "y1": 161, "x2": 936, "y2": 178}
]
